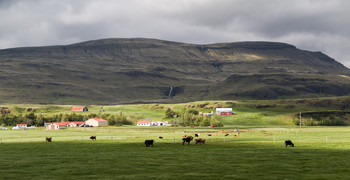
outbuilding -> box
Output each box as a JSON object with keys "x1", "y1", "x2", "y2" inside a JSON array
[
  {"x1": 85, "y1": 118, "x2": 108, "y2": 127},
  {"x1": 71, "y1": 106, "x2": 88, "y2": 112},
  {"x1": 46, "y1": 122, "x2": 68, "y2": 130}
]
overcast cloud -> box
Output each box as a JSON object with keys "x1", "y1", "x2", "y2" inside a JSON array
[{"x1": 1, "y1": 0, "x2": 350, "y2": 67}]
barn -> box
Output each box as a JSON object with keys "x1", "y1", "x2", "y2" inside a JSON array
[
  {"x1": 216, "y1": 108, "x2": 234, "y2": 116},
  {"x1": 85, "y1": 118, "x2": 108, "y2": 127},
  {"x1": 71, "y1": 106, "x2": 88, "y2": 112}
]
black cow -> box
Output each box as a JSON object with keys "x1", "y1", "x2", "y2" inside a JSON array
[
  {"x1": 224, "y1": 134, "x2": 229, "y2": 136},
  {"x1": 90, "y1": 136, "x2": 96, "y2": 141},
  {"x1": 46, "y1": 137, "x2": 52, "y2": 142},
  {"x1": 145, "y1": 140, "x2": 154, "y2": 147},
  {"x1": 182, "y1": 136, "x2": 193, "y2": 145},
  {"x1": 285, "y1": 140, "x2": 294, "y2": 147},
  {"x1": 159, "y1": 136, "x2": 163, "y2": 139},
  {"x1": 195, "y1": 134, "x2": 199, "y2": 137},
  {"x1": 208, "y1": 134, "x2": 212, "y2": 136},
  {"x1": 195, "y1": 138, "x2": 206, "y2": 144}
]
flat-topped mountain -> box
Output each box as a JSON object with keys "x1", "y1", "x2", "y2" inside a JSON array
[{"x1": 0, "y1": 38, "x2": 350, "y2": 104}]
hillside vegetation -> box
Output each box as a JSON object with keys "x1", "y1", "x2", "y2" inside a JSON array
[
  {"x1": 1, "y1": 38, "x2": 350, "y2": 104},
  {"x1": 2, "y1": 96, "x2": 350, "y2": 127}
]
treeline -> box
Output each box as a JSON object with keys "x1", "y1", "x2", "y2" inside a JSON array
[
  {"x1": 165, "y1": 108, "x2": 223, "y2": 127},
  {"x1": 294, "y1": 114, "x2": 347, "y2": 126},
  {"x1": 0, "y1": 112, "x2": 132, "y2": 127}
]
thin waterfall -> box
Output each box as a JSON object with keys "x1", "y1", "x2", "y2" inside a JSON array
[{"x1": 168, "y1": 86, "x2": 173, "y2": 97}]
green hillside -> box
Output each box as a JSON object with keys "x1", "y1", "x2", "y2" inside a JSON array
[{"x1": 1, "y1": 38, "x2": 350, "y2": 104}]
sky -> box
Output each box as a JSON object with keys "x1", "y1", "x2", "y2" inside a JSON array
[{"x1": 1, "y1": 0, "x2": 350, "y2": 67}]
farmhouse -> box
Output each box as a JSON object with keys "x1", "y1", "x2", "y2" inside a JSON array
[
  {"x1": 136, "y1": 120, "x2": 169, "y2": 126},
  {"x1": 85, "y1": 118, "x2": 108, "y2": 127},
  {"x1": 71, "y1": 106, "x2": 88, "y2": 112},
  {"x1": 216, "y1": 108, "x2": 234, "y2": 116}
]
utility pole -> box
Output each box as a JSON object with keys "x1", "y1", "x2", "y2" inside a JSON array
[{"x1": 299, "y1": 112, "x2": 302, "y2": 131}]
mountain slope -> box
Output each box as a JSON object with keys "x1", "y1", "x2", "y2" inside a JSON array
[{"x1": 0, "y1": 38, "x2": 350, "y2": 104}]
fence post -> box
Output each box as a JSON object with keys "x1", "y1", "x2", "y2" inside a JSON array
[
  {"x1": 274, "y1": 136, "x2": 275, "y2": 143},
  {"x1": 326, "y1": 136, "x2": 328, "y2": 142}
]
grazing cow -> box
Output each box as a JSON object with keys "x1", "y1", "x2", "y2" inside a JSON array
[
  {"x1": 195, "y1": 134, "x2": 199, "y2": 137},
  {"x1": 224, "y1": 134, "x2": 229, "y2": 136},
  {"x1": 195, "y1": 138, "x2": 206, "y2": 144},
  {"x1": 182, "y1": 136, "x2": 194, "y2": 145},
  {"x1": 145, "y1": 140, "x2": 154, "y2": 147},
  {"x1": 208, "y1": 134, "x2": 212, "y2": 136},
  {"x1": 285, "y1": 140, "x2": 294, "y2": 147},
  {"x1": 159, "y1": 136, "x2": 163, "y2": 139},
  {"x1": 46, "y1": 137, "x2": 52, "y2": 142},
  {"x1": 90, "y1": 136, "x2": 96, "y2": 141}
]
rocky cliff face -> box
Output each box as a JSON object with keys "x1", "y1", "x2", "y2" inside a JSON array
[{"x1": 0, "y1": 38, "x2": 350, "y2": 104}]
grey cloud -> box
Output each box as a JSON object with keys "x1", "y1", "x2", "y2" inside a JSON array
[{"x1": 0, "y1": 0, "x2": 349, "y2": 67}]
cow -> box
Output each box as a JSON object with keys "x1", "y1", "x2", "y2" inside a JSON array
[
  {"x1": 46, "y1": 137, "x2": 52, "y2": 142},
  {"x1": 159, "y1": 136, "x2": 163, "y2": 139},
  {"x1": 208, "y1": 134, "x2": 212, "y2": 136},
  {"x1": 224, "y1": 134, "x2": 229, "y2": 136},
  {"x1": 145, "y1": 140, "x2": 154, "y2": 147},
  {"x1": 182, "y1": 136, "x2": 193, "y2": 145},
  {"x1": 195, "y1": 138, "x2": 206, "y2": 144},
  {"x1": 195, "y1": 134, "x2": 199, "y2": 137},
  {"x1": 285, "y1": 140, "x2": 294, "y2": 147},
  {"x1": 90, "y1": 136, "x2": 96, "y2": 141}
]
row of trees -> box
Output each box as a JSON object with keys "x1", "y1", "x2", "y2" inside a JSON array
[
  {"x1": 0, "y1": 112, "x2": 132, "y2": 127},
  {"x1": 165, "y1": 108, "x2": 224, "y2": 127}
]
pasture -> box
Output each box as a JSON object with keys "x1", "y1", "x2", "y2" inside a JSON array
[{"x1": 1, "y1": 127, "x2": 350, "y2": 179}]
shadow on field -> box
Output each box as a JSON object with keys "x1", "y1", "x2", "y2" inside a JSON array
[{"x1": 1, "y1": 141, "x2": 350, "y2": 179}]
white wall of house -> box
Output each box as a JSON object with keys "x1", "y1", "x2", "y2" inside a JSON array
[{"x1": 86, "y1": 119, "x2": 108, "y2": 127}]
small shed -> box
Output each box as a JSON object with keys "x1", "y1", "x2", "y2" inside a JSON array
[
  {"x1": 85, "y1": 118, "x2": 108, "y2": 127},
  {"x1": 46, "y1": 122, "x2": 68, "y2": 130},
  {"x1": 72, "y1": 106, "x2": 88, "y2": 112},
  {"x1": 16, "y1": 124, "x2": 28, "y2": 128}
]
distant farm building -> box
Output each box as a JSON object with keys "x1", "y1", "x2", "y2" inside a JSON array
[
  {"x1": 46, "y1": 122, "x2": 68, "y2": 130},
  {"x1": 85, "y1": 118, "x2": 108, "y2": 127},
  {"x1": 136, "y1": 121, "x2": 169, "y2": 126},
  {"x1": 216, "y1": 108, "x2": 234, "y2": 116},
  {"x1": 71, "y1": 106, "x2": 88, "y2": 112},
  {"x1": 45, "y1": 121, "x2": 86, "y2": 130}
]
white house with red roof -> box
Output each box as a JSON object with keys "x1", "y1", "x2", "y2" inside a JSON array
[
  {"x1": 136, "y1": 121, "x2": 169, "y2": 126},
  {"x1": 85, "y1": 118, "x2": 108, "y2": 127}
]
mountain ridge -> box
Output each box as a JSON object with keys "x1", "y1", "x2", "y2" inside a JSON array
[{"x1": 0, "y1": 38, "x2": 350, "y2": 104}]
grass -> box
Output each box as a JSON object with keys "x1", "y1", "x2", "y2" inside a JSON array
[{"x1": 1, "y1": 127, "x2": 350, "y2": 179}]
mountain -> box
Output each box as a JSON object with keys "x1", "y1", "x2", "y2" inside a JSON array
[{"x1": 1, "y1": 38, "x2": 350, "y2": 104}]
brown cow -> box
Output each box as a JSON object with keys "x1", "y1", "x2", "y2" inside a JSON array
[
  {"x1": 46, "y1": 137, "x2": 52, "y2": 142},
  {"x1": 195, "y1": 138, "x2": 206, "y2": 144},
  {"x1": 159, "y1": 136, "x2": 163, "y2": 139},
  {"x1": 90, "y1": 136, "x2": 96, "y2": 141},
  {"x1": 224, "y1": 134, "x2": 229, "y2": 136},
  {"x1": 182, "y1": 136, "x2": 193, "y2": 145}
]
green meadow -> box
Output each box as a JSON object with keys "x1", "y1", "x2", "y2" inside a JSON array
[
  {"x1": 1, "y1": 127, "x2": 350, "y2": 179},
  {"x1": 2, "y1": 97, "x2": 350, "y2": 179}
]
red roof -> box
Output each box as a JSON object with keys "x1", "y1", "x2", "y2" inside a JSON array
[
  {"x1": 69, "y1": 121, "x2": 85, "y2": 125},
  {"x1": 137, "y1": 121, "x2": 153, "y2": 124},
  {"x1": 53, "y1": 122, "x2": 68, "y2": 126},
  {"x1": 89, "y1": 118, "x2": 107, "y2": 122},
  {"x1": 71, "y1": 106, "x2": 87, "y2": 111}
]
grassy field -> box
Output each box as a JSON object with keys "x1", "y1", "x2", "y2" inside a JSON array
[{"x1": 1, "y1": 127, "x2": 350, "y2": 179}]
